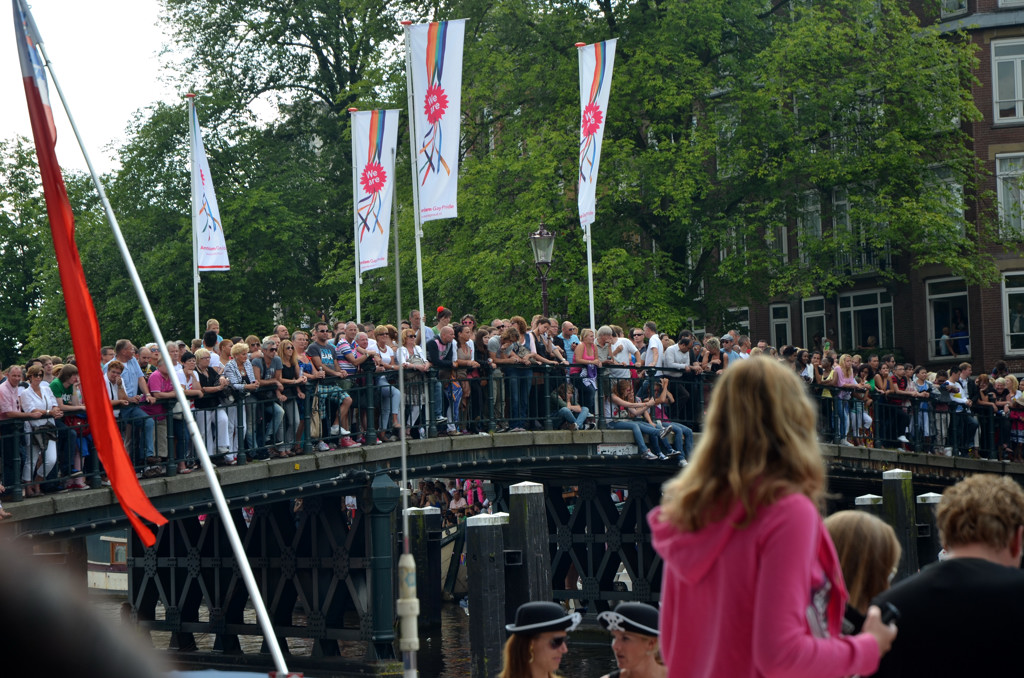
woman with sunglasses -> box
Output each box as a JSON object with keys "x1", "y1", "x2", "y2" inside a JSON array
[
  {"x1": 499, "y1": 601, "x2": 579, "y2": 678},
  {"x1": 278, "y1": 339, "x2": 308, "y2": 454},
  {"x1": 597, "y1": 603, "x2": 665, "y2": 678}
]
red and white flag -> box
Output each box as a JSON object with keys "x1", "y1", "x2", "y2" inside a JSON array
[
  {"x1": 190, "y1": 104, "x2": 229, "y2": 271},
  {"x1": 13, "y1": 0, "x2": 167, "y2": 545},
  {"x1": 351, "y1": 109, "x2": 400, "y2": 273},
  {"x1": 406, "y1": 19, "x2": 465, "y2": 222},
  {"x1": 577, "y1": 39, "x2": 617, "y2": 228}
]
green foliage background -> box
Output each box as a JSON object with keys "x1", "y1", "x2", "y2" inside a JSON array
[{"x1": 0, "y1": 0, "x2": 1002, "y2": 365}]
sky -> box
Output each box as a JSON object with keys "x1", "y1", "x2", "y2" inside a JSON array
[{"x1": 2, "y1": 0, "x2": 178, "y2": 174}]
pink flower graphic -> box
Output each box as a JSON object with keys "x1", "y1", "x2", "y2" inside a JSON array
[
  {"x1": 581, "y1": 102, "x2": 604, "y2": 137},
  {"x1": 360, "y1": 161, "x2": 386, "y2": 195},
  {"x1": 424, "y1": 84, "x2": 449, "y2": 125}
]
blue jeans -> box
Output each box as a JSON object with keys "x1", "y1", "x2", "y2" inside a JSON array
[
  {"x1": 261, "y1": 401, "x2": 284, "y2": 449},
  {"x1": 835, "y1": 398, "x2": 850, "y2": 441},
  {"x1": 556, "y1": 406, "x2": 590, "y2": 428},
  {"x1": 607, "y1": 419, "x2": 663, "y2": 455},
  {"x1": 508, "y1": 367, "x2": 531, "y2": 429},
  {"x1": 660, "y1": 421, "x2": 693, "y2": 457},
  {"x1": 120, "y1": 405, "x2": 154, "y2": 463}
]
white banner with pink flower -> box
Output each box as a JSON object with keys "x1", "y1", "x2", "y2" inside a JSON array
[
  {"x1": 352, "y1": 109, "x2": 400, "y2": 273},
  {"x1": 577, "y1": 39, "x2": 617, "y2": 228},
  {"x1": 407, "y1": 19, "x2": 465, "y2": 222}
]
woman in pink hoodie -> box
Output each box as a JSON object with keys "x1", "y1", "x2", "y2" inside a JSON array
[{"x1": 648, "y1": 357, "x2": 896, "y2": 677}]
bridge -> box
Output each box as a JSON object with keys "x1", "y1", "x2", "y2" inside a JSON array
[{"x1": 1, "y1": 430, "x2": 1014, "y2": 675}]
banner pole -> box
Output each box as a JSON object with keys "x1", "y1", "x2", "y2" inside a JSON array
[
  {"x1": 586, "y1": 223, "x2": 596, "y2": 332},
  {"x1": 187, "y1": 94, "x2": 200, "y2": 340},
  {"x1": 32, "y1": 28, "x2": 290, "y2": 678},
  {"x1": 403, "y1": 20, "x2": 430, "y2": 427},
  {"x1": 349, "y1": 107, "x2": 362, "y2": 324}
]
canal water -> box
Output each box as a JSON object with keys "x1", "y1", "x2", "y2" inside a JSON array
[{"x1": 92, "y1": 595, "x2": 618, "y2": 677}]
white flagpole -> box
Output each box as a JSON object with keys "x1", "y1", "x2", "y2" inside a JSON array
[
  {"x1": 30, "y1": 37, "x2": 291, "y2": 678},
  {"x1": 187, "y1": 94, "x2": 200, "y2": 340},
  {"x1": 402, "y1": 20, "x2": 430, "y2": 427},
  {"x1": 349, "y1": 107, "x2": 362, "y2": 324},
  {"x1": 586, "y1": 224, "x2": 596, "y2": 333},
  {"x1": 391, "y1": 144, "x2": 419, "y2": 678}
]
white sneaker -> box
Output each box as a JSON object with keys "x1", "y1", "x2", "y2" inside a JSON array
[
  {"x1": 944, "y1": 447, "x2": 953, "y2": 456},
  {"x1": 329, "y1": 425, "x2": 340, "y2": 436},
  {"x1": 641, "y1": 450, "x2": 659, "y2": 461},
  {"x1": 897, "y1": 435, "x2": 910, "y2": 443},
  {"x1": 316, "y1": 441, "x2": 330, "y2": 451},
  {"x1": 841, "y1": 439, "x2": 854, "y2": 447}
]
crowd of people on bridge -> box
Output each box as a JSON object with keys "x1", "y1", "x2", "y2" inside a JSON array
[{"x1": 0, "y1": 305, "x2": 1019, "y2": 503}]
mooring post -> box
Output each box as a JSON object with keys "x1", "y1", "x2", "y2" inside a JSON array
[
  {"x1": 402, "y1": 506, "x2": 442, "y2": 628},
  {"x1": 855, "y1": 493, "x2": 883, "y2": 518},
  {"x1": 881, "y1": 469, "x2": 919, "y2": 582},
  {"x1": 369, "y1": 474, "x2": 400, "y2": 659},
  {"x1": 916, "y1": 491, "x2": 943, "y2": 569},
  {"x1": 467, "y1": 512, "x2": 509, "y2": 678},
  {"x1": 506, "y1": 482, "x2": 552, "y2": 626}
]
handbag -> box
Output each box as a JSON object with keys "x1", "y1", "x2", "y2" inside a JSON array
[{"x1": 309, "y1": 393, "x2": 322, "y2": 439}]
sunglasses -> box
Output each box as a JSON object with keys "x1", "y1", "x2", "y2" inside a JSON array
[
  {"x1": 462, "y1": 320, "x2": 474, "y2": 325},
  {"x1": 548, "y1": 636, "x2": 568, "y2": 649},
  {"x1": 632, "y1": 333, "x2": 642, "y2": 338}
]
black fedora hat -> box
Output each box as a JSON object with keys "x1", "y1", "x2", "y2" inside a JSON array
[
  {"x1": 505, "y1": 602, "x2": 581, "y2": 635},
  {"x1": 597, "y1": 602, "x2": 659, "y2": 636}
]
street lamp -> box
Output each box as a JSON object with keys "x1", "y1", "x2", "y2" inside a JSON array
[{"x1": 529, "y1": 224, "x2": 556, "y2": 317}]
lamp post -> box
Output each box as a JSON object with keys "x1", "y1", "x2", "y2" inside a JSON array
[{"x1": 529, "y1": 224, "x2": 556, "y2": 317}]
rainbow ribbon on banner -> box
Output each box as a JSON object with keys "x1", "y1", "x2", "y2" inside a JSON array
[
  {"x1": 419, "y1": 21, "x2": 452, "y2": 186},
  {"x1": 358, "y1": 109, "x2": 388, "y2": 240},
  {"x1": 579, "y1": 41, "x2": 608, "y2": 183}
]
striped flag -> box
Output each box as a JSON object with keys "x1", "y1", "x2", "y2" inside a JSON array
[
  {"x1": 352, "y1": 109, "x2": 400, "y2": 273},
  {"x1": 13, "y1": 0, "x2": 167, "y2": 546},
  {"x1": 577, "y1": 39, "x2": 617, "y2": 228},
  {"x1": 407, "y1": 19, "x2": 466, "y2": 222}
]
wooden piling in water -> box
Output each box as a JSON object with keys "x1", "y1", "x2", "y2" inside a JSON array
[
  {"x1": 882, "y1": 469, "x2": 918, "y2": 583},
  {"x1": 506, "y1": 481, "x2": 552, "y2": 626},
  {"x1": 467, "y1": 512, "x2": 509, "y2": 678}
]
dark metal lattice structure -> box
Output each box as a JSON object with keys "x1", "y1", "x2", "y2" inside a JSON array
[{"x1": 127, "y1": 478, "x2": 400, "y2": 670}]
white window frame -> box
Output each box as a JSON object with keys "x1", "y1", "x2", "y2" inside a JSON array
[
  {"x1": 797, "y1": 191, "x2": 821, "y2": 264},
  {"x1": 1003, "y1": 272, "x2": 1024, "y2": 354},
  {"x1": 770, "y1": 304, "x2": 791, "y2": 348},
  {"x1": 940, "y1": 0, "x2": 968, "y2": 17},
  {"x1": 802, "y1": 296, "x2": 826, "y2": 349},
  {"x1": 726, "y1": 306, "x2": 750, "y2": 335},
  {"x1": 993, "y1": 40, "x2": 1024, "y2": 123},
  {"x1": 926, "y1": 277, "x2": 970, "y2": 359},
  {"x1": 997, "y1": 153, "x2": 1024, "y2": 236},
  {"x1": 838, "y1": 288, "x2": 894, "y2": 352},
  {"x1": 1000, "y1": 0, "x2": 1024, "y2": 8}
]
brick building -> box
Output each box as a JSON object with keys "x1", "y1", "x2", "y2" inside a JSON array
[{"x1": 746, "y1": 0, "x2": 1024, "y2": 372}]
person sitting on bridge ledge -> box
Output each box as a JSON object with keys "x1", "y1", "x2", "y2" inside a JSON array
[
  {"x1": 871, "y1": 473, "x2": 1024, "y2": 677},
  {"x1": 649, "y1": 356, "x2": 896, "y2": 677},
  {"x1": 549, "y1": 383, "x2": 593, "y2": 431}
]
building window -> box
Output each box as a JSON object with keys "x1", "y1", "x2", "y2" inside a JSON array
[
  {"x1": 1004, "y1": 273, "x2": 1024, "y2": 353},
  {"x1": 802, "y1": 297, "x2": 826, "y2": 351},
  {"x1": 838, "y1": 289, "x2": 894, "y2": 352},
  {"x1": 994, "y1": 40, "x2": 1024, "y2": 123},
  {"x1": 1000, "y1": 0, "x2": 1024, "y2": 8},
  {"x1": 941, "y1": 0, "x2": 968, "y2": 16},
  {"x1": 797, "y1": 191, "x2": 821, "y2": 264},
  {"x1": 687, "y1": 318, "x2": 706, "y2": 342},
  {"x1": 927, "y1": 278, "x2": 970, "y2": 359},
  {"x1": 997, "y1": 154, "x2": 1024, "y2": 235},
  {"x1": 770, "y1": 304, "x2": 791, "y2": 348},
  {"x1": 725, "y1": 307, "x2": 750, "y2": 335}
]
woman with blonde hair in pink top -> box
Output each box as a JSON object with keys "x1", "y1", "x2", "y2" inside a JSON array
[{"x1": 648, "y1": 357, "x2": 896, "y2": 677}]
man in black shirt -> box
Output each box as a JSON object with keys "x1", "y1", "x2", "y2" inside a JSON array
[{"x1": 871, "y1": 473, "x2": 1024, "y2": 677}]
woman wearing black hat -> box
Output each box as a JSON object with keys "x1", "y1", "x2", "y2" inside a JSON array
[
  {"x1": 499, "y1": 601, "x2": 580, "y2": 678},
  {"x1": 597, "y1": 603, "x2": 664, "y2": 678}
]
